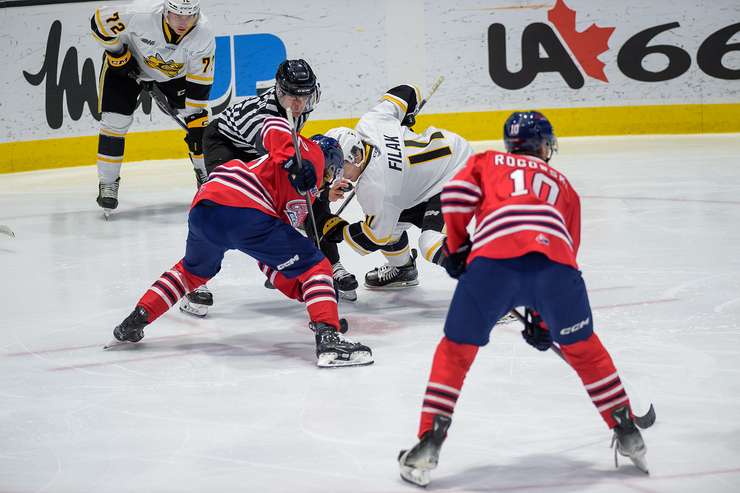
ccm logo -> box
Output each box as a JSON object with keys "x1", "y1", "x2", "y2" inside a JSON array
[
  {"x1": 277, "y1": 254, "x2": 299, "y2": 270},
  {"x1": 560, "y1": 317, "x2": 590, "y2": 336}
]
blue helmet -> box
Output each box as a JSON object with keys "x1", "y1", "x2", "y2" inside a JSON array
[
  {"x1": 310, "y1": 134, "x2": 344, "y2": 182},
  {"x1": 503, "y1": 111, "x2": 558, "y2": 161}
]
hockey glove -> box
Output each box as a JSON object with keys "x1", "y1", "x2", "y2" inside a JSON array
[
  {"x1": 106, "y1": 45, "x2": 138, "y2": 78},
  {"x1": 401, "y1": 113, "x2": 416, "y2": 128},
  {"x1": 318, "y1": 215, "x2": 348, "y2": 243},
  {"x1": 283, "y1": 157, "x2": 317, "y2": 194},
  {"x1": 184, "y1": 111, "x2": 208, "y2": 155},
  {"x1": 521, "y1": 308, "x2": 552, "y2": 351},
  {"x1": 439, "y1": 237, "x2": 471, "y2": 279}
]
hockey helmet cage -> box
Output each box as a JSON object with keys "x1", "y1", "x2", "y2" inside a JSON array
[
  {"x1": 325, "y1": 127, "x2": 365, "y2": 168},
  {"x1": 310, "y1": 134, "x2": 344, "y2": 183},
  {"x1": 503, "y1": 111, "x2": 558, "y2": 161}
]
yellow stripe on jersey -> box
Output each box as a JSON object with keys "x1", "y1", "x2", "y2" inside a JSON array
[
  {"x1": 383, "y1": 94, "x2": 408, "y2": 113},
  {"x1": 186, "y1": 73, "x2": 214, "y2": 83}
]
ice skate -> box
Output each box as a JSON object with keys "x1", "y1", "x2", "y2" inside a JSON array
[
  {"x1": 264, "y1": 278, "x2": 276, "y2": 289},
  {"x1": 332, "y1": 261, "x2": 358, "y2": 301},
  {"x1": 311, "y1": 321, "x2": 373, "y2": 368},
  {"x1": 179, "y1": 285, "x2": 213, "y2": 317},
  {"x1": 398, "y1": 414, "x2": 452, "y2": 487},
  {"x1": 611, "y1": 406, "x2": 649, "y2": 474},
  {"x1": 365, "y1": 249, "x2": 419, "y2": 290},
  {"x1": 104, "y1": 306, "x2": 149, "y2": 349},
  {"x1": 97, "y1": 178, "x2": 120, "y2": 219}
]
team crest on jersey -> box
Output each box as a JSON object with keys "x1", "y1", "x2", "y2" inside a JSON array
[
  {"x1": 536, "y1": 233, "x2": 550, "y2": 246},
  {"x1": 144, "y1": 53, "x2": 184, "y2": 78},
  {"x1": 284, "y1": 199, "x2": 309, "y2": 228}
]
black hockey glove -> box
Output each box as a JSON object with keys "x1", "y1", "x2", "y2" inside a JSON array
[
  {"x1": 283, "y1": 157, "x2": 317, "y2": 194},
  {"x1": 106, "y1": 45, "x2": 138, "y2": 78},
  {"x1": 184, "y1": 111, "x2": 208, "y2": 155},
  {"x1": 439, "y1": 237, "x2": 471, "y2": 279},
  {"x1": 521, "y1": 308, "x2": 552, "y2": 351},
  {"x1": 317, "y1": 215, "x2": 348, "y2": 243}
]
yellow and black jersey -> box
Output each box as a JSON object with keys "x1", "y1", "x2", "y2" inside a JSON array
[
  {"x1": 91, "y1": 1, "x2": 214, "y2": 116},
  {"x1": 341, "y1": 87, "x2": 474, "y2": 255}
]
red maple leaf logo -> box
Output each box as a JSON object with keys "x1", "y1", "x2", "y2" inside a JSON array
[{"x1": 547, "y1": 0, "x2": 615, "y2": 82}]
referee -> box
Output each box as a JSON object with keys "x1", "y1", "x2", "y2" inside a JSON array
[{"x1": 203, "y1": 58, "x2": 320, "y2": 173}]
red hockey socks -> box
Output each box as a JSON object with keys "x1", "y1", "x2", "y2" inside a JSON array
[
  {"x1": 137, "y1": 259, "x2": 209, "y2": 323},
  {"x1": 418, "y1": 337, "x2": 479, "y2": 438},
  {"x1": 260, "y1": 259, "x2": 339, "y2": 329},
  {"x1": 559, "y1": 333, "x2": 631, "y2": 428}
]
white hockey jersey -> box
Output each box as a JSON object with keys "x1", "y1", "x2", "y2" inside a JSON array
[
  {"x1": 353, "y1": 99, "x2": 473, "y2": 246},
  {"x1": 91, "y1": 1, "x2": 214, "y2": 112}
]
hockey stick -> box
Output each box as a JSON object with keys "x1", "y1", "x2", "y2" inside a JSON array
[
  {"x1": 327, "y1": 76, "x2": 446, "y2": 231},
  {"x1": 509, "y1": 308, "x2": 656, "y2": 429},
  {"x1": 0, "y1": 225, "x2": 15, "y2": 238},
  {"x1": 285, "y1": 110, "x2": 321, "y2": 245},
  {"x1": 140, "y1": 81, "x2": 188, "y2": 131}
]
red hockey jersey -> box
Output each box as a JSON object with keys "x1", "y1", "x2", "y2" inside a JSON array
[
  {"x1": 441, "y1": 149, "x2": 581, "y2": 269},
  {"x1": 191, "y1": 117, "x2": 325, "y2": 228}
]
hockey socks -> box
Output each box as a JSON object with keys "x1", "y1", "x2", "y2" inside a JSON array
[
  {"x1": 418, "y1": 337, "x2": 479, "y2": 438},
  {"x1": 560, "y1": 333, "x2": 632, "y2": 428},
  {"x1": 259, "y1": 259, "x2": 340, "y2": 329},
  {"x1": 137, "y1": 260, "x2": 209, "y2": 323}
]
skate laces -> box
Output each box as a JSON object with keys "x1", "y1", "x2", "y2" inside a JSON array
[
  {"x1": 99, "y1": 181, "x2": 119, "y2": 198},
  {"x1": 376, "y1": 264, "x2": 399, "y2": 282}
]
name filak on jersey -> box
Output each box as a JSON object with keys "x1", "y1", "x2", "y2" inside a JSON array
[{"x1": 383, "y1": 134, "x2": 403, "y2": 172}]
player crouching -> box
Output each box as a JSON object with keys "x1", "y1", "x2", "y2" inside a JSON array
[{"x1": 106, "y1": 119, "x2": 373, "y2": 368}]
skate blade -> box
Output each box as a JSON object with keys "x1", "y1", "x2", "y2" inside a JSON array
[
  {"x1": 103, "y1": 338, "x2": 135, "y2": 350},
  {"x1": 179, "y1": 300, "x2": 208, "y2": 318},
  {"x1": 102, "y1": 209, "x2": 114, "y2": 220},
  {"x1": 317, "y1": 351, "x2": 374, "y2": 368},
  {"x1": 631, "y1": 454, "x2": 649, "y2": 474},
  {"x1": 398, "y1": 450, "x2": 431, "y2": 487},
  {"x1": 0, "y1": 225, "x2": 15, "y2": 238},
  {"x1": 364, "y1": 280, "x2": 420, "y2": 290},
  {"x1": 338, "y1": 290, "x2": 358, "y2": 302}
]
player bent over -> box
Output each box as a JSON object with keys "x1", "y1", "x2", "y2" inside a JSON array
[
  {"x1": 317, "y1": 85, "x2": 474, "y2": 290},
  {"x1": 107, "y1": 118, "x2": 373, "y2": 368},
  {"x1": 398, "y1": 112, "x2": 648, "y2": 486},
  {"x1": 91, "y1": 0, "x2": 214, "y2": 216}
]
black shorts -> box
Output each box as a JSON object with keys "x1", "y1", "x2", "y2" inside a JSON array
[
  {"x1": 99, "y1": 58, "x2": 185, "y2": 115},
  {"x1": 397, "y1": 193, "x2": 444, "y2": 233}
]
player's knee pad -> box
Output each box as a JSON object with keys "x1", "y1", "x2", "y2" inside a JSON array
[
  {"x1": 100, "y1": 112, "x2": 134, "y2": 137},
  {"x1": 419, "y1": 229, "x2": 446, "y2": 263}
]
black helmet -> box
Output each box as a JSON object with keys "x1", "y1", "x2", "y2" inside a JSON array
[{"x1": 275, "y1": 59, "x2": 317, "y2": 97}]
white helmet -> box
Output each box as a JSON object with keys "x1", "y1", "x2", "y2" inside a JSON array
[
  {"x1": 325, "y1": 127, "x2": 365, "y2": 168},
  {"x1": 164, "y1": 0, "x2": 200, "y2": 16}
]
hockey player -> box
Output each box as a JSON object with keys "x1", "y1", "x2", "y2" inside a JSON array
[
  {"x1": 317, "y1": 85, "x2": 474, "y2": 289},
  {"x1": 91, "y1": 0, "x2": 215, "y2": 215},
  {"x1": 107, "y1": 119, "x2": 373, "y2": 368},
  {"x1": 397, "y1": 112, "x2": 649, "y2": 486}
]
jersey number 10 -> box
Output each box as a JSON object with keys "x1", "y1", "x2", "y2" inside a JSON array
[{"x1": 509, "y1": 169, "x2": 560, "y2": 205}]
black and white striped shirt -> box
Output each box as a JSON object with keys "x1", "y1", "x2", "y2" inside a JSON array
[{"x1": 214, "y1": 87, "x2": 310, "y2": 159}]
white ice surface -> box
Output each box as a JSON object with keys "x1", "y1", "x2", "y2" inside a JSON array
[{"x1": 1, "y1": 134, "x2": 740, "y2": 492}]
